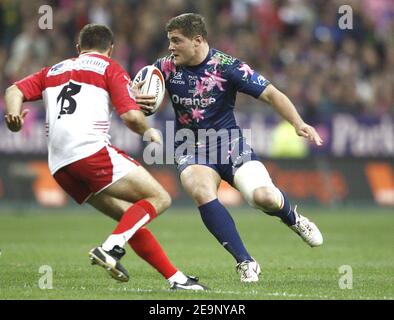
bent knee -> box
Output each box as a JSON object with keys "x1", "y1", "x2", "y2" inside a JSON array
[
  {"x1": 181, "y1": 166, "x2": 219, "y2": 206},
  {"x1": 156, "y1": 190, "x2": 172, "y2": 213},
  {"x1": 253, "y1": 187, "x2": 281, "y2": 211},
  {"x1": 160, "y1": 191, "x2": 172, "y2": 211},
  {"x1": 183, "y1": 180, "x2": 217, "y2": 206},
  {"x1": 190, "y1": 188, "x2": 217, "y2": 206},
  {"x1": 147, "y1": 190, "x2": 172, "y2": 214}
]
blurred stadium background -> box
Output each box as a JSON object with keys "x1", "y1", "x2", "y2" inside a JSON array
[
  {"x1": 0, "y1": 0, "x2": 393, "y2": 301},
  {"x1": 0, "y1": 0, "x2": 392, "y2": 209}
]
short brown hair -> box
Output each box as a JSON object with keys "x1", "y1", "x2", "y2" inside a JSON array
[
  {"x1": 166, "y1": 13, "x2": 207, "y2": 40},
  {"x1": 78, "y1": 24, "x2": 114, "y2": 52}
]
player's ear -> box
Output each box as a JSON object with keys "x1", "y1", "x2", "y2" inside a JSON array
[
  {"x1": 193, "y1": 35, "x2": 203, "y2": 47},
  {"x1": 108, "y1": 45, "x2": 114, "y2": 58},
  {"x1": 76, "y1": 44, "x2": 81, "y2": 54}
]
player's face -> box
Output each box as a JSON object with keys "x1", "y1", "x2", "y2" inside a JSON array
[{"x1": 167, "y1": 30, "x2": 198, "y2": 66}]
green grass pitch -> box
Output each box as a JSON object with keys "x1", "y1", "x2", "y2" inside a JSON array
[{"x1": 0, "y1": 207, "x2": 393, "y2": 300}]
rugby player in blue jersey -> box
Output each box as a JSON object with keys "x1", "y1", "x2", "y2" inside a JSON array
[{"x1": 137, "y1": 13, "x2": 323, "y2": 282}]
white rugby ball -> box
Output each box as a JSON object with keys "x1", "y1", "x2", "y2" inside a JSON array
[{"x1": 133, "y1": 65, "x2": 165, "y2": 116}]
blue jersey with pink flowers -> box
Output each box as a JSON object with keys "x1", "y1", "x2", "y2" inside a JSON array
[{"x1": 154, "y1": 48, "x2": 270, "y2": 132}]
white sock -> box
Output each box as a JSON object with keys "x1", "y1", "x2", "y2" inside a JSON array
[
  {"x1": 101, "y1": 214, "x2": 150, "y2": 251},
  {"x1": 102, "y1": 234, "x2": 127, "y2": 251},
  {"x1": 167, "y1": 271, "x2": 188, "y2": 285}
]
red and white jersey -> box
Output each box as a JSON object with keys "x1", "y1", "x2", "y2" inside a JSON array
[{"x1": 15, "y1": 52, "x2": 139, "y2": 174}]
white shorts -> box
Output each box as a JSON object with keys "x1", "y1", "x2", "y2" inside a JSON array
[{"x1": 53, "y1": 145, "x2": 140, "y2": 204}]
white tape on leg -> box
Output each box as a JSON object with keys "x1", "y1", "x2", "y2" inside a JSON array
[{"x1": 233, "y1": 161, "x2": 275, "y2": 208}]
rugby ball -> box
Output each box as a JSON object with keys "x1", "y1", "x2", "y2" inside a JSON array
[{"x1": 132, "y1": 65, "x2": 165, "y2": 116}]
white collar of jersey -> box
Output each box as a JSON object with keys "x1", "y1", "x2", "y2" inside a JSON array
[{"x1": 79, "y1": 51, "x2": 105, "y2": 57}]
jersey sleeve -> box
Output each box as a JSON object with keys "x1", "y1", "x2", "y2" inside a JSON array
[
  {"x1": 106, "y1": 62, "x2": 140, "y2": 116},
  {"x1": 227, "y1": 61, "x2": 271, "y2": 98},
  {"x1": 154, "y1": 56, "x2": 176, "y2": 81},
  {"x1": 14, "y1": 67, "x2": 49, "y2": 101}
]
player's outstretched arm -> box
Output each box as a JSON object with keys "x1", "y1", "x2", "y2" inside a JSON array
[
  {"x1": 120, "y1": 110, "x2": 162, "y2": 144},
  {"x1": 4, "y1": 85, "x2": 29, "y2": 132},
  {"x1": 259, "y1": 84, "x2": 323, "y2": 146}
]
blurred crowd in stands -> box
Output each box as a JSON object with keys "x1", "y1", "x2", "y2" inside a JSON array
[{"x1": 0, "y1": 0, "x2": 393, "y2": 123}]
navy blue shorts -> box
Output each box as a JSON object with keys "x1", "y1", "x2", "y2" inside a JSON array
[{"x1": 174, "y1": 128, "x2": 258, "y2": 185}]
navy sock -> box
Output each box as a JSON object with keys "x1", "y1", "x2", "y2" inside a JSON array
[
  {"x1": 264, "y1": 190, "x2": 296, "y2": 226},
  {"x1": 198, "y1": 199, "x2": 252, "y2": 263}
]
